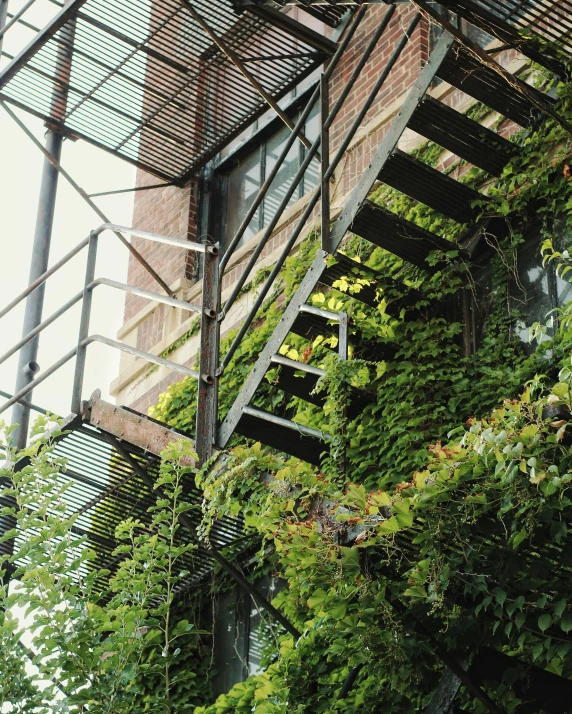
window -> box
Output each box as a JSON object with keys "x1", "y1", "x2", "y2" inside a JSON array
[
  {"x1": 211, "y1": 577, "x2": 284, "y2": 698},
  {"x1": 511, "y1": 221, "x2": 572, "y2": 345},
  {"x1": 222, "y1": 104, "x2": 321, "y2": 250},
  {"x1": 467, "y1": 221, "x2": 572, "y2": 354}
]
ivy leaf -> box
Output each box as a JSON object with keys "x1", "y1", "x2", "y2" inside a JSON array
[
  {"x1": 554, "y1": 599, "x2": 567, "y2": 618},
  {"x1": 307, "y1": 589, "x2": 328, "y2": 610},
  {"x1": 493, "y1": 588, "x2": 507, "y2": 607},
  {"x1": 538, "y1": 614, "x2": 553, "y2": 633},
  {"x1": 515, "y1": 612, "x2": 526, "y2": 630},
  {"x1": 561, "y1": 615, "x2": 572, "y2": 634},
  {"x1": 511, "y1": 528, "x2": 527, "y2": 550},
  {"x1": 378, "y1": 517, "x2": 400, "y2": 535}
]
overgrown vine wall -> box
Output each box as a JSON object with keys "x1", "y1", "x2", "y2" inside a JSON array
[{"x1": 142, "y1": 72, "x2": 572, "y2": 712}]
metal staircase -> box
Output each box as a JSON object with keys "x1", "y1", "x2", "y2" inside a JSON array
[
  {"x1": 0, "y1": 2, "x2": 571, "y2": 710},
  {"x1": 216, "y1": 27, "x2": 561, "y2": 465}
]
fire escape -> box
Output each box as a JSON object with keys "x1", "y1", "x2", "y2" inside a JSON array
[{"x1": 0, "y1": 0, "x2": 572, "y2": 709}]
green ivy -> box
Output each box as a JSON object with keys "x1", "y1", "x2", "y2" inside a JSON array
[{"x1": 145, "y1": 68, "x2": 572, "y2": 714}]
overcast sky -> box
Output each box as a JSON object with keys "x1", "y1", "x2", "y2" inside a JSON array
[{"x1": 0, "y1": 104, "x2": 136, "y2": 427}]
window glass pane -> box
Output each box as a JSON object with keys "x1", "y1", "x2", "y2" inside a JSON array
[
  {"x1": 303, "y1": 103, "x2": 321, "y2": 193},
  {"x1": 226, "y1": 151, "x2": 262, "y2": 249},
  {"x1": 248, "y1": 577, "x2": 283, "y2": 676},
  {"x1": 512, "y1": 235, "x2": 553, "y2": 345},
  {"x1": 264, "y1": 124, "x2": 300, "y2": 224},
  {"x1": 212, "y1": 590, "x2": 247, "y2": 697},
  {"x1": 554, "y1": 220, "x2": 572, "y2": 307}
]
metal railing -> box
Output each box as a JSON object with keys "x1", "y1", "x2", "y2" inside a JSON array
[
  {"x1": 0, "y1": 223, "x2": 217, "y2": 421},
  {"x1": 1, "y1": 3, "x2": 424, "y2": 464},
  {"x1": 217, "y1": 4, "x2": 420, "y2": 370}
]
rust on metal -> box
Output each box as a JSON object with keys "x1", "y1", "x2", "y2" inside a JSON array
[{"x1": 82, "y1": 391, "x2": 195, "y2": 466}]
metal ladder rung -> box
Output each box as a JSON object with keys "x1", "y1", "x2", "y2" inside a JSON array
[
  {"x1": 242, "y1": 405, "x2": 327, "y2": 441},
  {"x1": 270, "y1": 354, "x2": 325, "y2": 377}
]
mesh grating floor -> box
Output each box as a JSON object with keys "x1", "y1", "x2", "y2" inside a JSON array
[
  {"x1": 1, "y1": 419, "x2": 251, "y2": 595},
  {"x1": 0, "y1": 0, "x2": 330, "y2": 182}
]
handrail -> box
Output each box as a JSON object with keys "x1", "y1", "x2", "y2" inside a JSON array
[
  {"x1": 0, "y1": 335, "x2": 200, "y2": 417},
  {"x1": 90, "y1": 278, "x2": 203, "y2": 314},
  {"x1": 218, "y1": 4, "x2": 368, "y2": 275},
  {"x1": 94, "y1": 223, "x2": 218, "y2": 255},
  {"x1": 219, "y1": 4, "x2": 396, "y2": 323},
  {"x1": 0, "y1": 278, "x2": 203, "y2": 370},
  {"x1": 0, "y1": 236, "x2": 89, "y2": 321},
  {"x1": 0, "y1": 223, "x2": 209, "y2": 324},
  {"x1": 0, "y1": 222, "x2": 210, "y2": 423},
  {"x1": 220, "y1": 8, "x2": 420, "y2": 371}
]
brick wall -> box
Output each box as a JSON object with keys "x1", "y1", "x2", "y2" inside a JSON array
[
  {"x1": 126, "y1": 171, "x2": 198, "y2": 319},
  {"x1": 329, "y1": 5, "x2": 429, "y2": 151}
]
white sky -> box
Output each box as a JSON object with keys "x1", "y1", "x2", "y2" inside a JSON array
[{"x1": 0, "y1": 104, "x2": 135, "y2": 425}]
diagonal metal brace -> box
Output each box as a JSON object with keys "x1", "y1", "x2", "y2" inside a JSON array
[
  {"x1": 0, "y1": 100, "x2": 176, "y2": 298},
  {"x1": 179, "y1": 0, "x2": 316, "y2": 155}
]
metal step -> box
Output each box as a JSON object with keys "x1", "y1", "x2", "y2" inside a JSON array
[
  {"x1": 435, "y1": 0, "x2": 569, "y2": 78},
  {"x1": 378, "y1": 149, "x2": 484, "y2": 223},
  {"x1": 437, "y1": 44, "x2": 554, "y2": 128},
  {"x1": 270, "y1": 354, "x2": 325, "y2": 407},
  {"x1": 268, "y1": 353, "x2": 375, "y2": 418},
  {"x1": 350, "y1": 200, "x2": 467, "y2": 271},
  {"x1": 408, "y1": 96, "x2": 519, "y2": 176},
  {"x1": 236, "y1": 405, "x2": 327, "y2": 466},
  {"x1": 289, "y1": 308, "x2": 397, "y2": 363}
]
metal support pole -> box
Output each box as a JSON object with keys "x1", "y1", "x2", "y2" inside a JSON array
[
  {"x1": 320, "y1": 73, "x2": 331, "y2": 254},
  {"x1": 196, "y1": 242, "x2": 220, "y2": 464},
  {"x1": 71, "y1": 232, "x2": 98, "y2": 414},
  {"x1": 10, "y1": 129, "x2": 64, "y2": 450},
  {"x1": 10, "y1": 0, "x2": 75, "y2": 450},
  {"x1": 0, "y1": 0, "x2": 9, "y2": 55}
]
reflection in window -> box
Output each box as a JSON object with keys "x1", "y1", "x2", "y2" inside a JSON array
[
  {"x1": 223, "y1": 104, "x2": 320, "y2": 250},
  {"x1": 226, "y1": 148, "x2": 262, "y2": 246},
  {"x1": 248, "y1": 577, "x2": 282, "y2": 676},
  {"x1": 212, "y1": 577, "x2": 284, "y2": 697},
  {"x1": 469, "y1": 222, "x2": 572, "y2": 354}
]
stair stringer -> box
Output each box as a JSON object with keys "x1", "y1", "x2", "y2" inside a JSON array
[{"x1": 216, "y1": 31, "x2": 456, "y2": 451}]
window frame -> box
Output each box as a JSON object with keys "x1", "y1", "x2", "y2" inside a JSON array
[{"x1": 201, "y1": 81, "x2": 321, "y2": 256}]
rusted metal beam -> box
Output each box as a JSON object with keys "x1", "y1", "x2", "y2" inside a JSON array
[
  {"x1": 81, "y1": 392, "x2": 196, "y2": 466},
  {"x1": 196, "y1": 241, "x2": 220, "y2": 464}
]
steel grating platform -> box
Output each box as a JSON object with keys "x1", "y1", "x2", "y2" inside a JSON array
[
  {"x1": 0, "y1": 397, "x2": 251, "y2": 596},
  {"x1": 0, "y1": 0, "x2": 332, "y2": 183},
  {"x1": 437, "y1": 0, "x2": 572, "y2": 75}
]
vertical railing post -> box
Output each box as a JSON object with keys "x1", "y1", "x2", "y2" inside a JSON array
[
  {"x1": 71, "y1": 231, "x2": 98, "y2": 414},
  {"x1": 320, "y1": 72, "x2": 331, "y2": 254},
  {"x1": 10, "y1": 2, "x2": 75, "y2": 449},
  {"x1": 196, "y1": 242, "x2": 220, "y2": 464}
]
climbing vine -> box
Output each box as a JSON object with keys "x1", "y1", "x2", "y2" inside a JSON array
[
  {"x1": 4, "y1": 53, "x2": 571, "y2": 714},
  {"x1": 144, "y1": 66, "x2": 572, "y2": 713}
]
